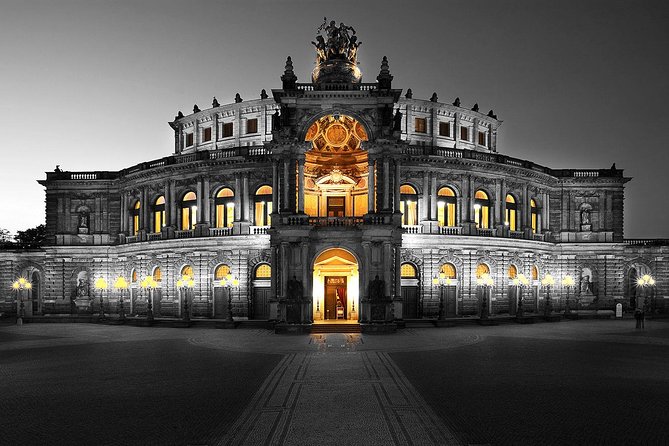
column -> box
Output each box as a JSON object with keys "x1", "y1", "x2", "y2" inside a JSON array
[
  {"x1": 196, "y1": 177, "x2": 204, "y2": 224},
  {"x1": 283, "y1": 158, "x2": 290, "y2": 212},
  {"x1": 367, "y1": 157, "x2": 375, "y2": 213},
  {"x1": 430, "y1": 172, "x2": 438, "y2": 221},
  {"x1": 297, "y1": 156, "x2": 305, "y2": 213},
  {"x1": 454, "y1": 113, "x2": 460, "y2": 148},
  {"x1": 234, "y1": 175, "x2": 242, "y2": 220},
  {"x1": 120, "y1": 192, "x2": 127, "y2": 233},
  {"x1": 495, "y1": 179, "x2": 503, "y2": 227},
  {"x1": 242, "y1": 173, "x2": 250, "y2": 221},
  {"x1": 522, "y1": 185, "x2": 530, "y2": 229},
  {"x1": 383, "y1": 157, "x2": 390, "y2": 210},
  {"x1": 163, "y1": 182, "x2": 170, "y2": 229},
  {"x1": 421, "y1": 171, "x2": 429, "y2": 221},
  {"x1": 272, "y1": 160, "x2": 278, "y2": 212},
  {"x1": 202, "y1": 177, "x2": 210, "y2": 224},
  {"x1": 141, "y1": 187, "x2": 149, "y2": 231},
  {"x1": 393, "y1": 158, "x2": 400, "y2": 213},
  {"x1": 168, "y1": 180, "x2": 177, "y2": 228}
]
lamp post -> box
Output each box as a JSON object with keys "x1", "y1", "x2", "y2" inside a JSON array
[
  {"x1": 12, "y1": 277, "x2": 32, "y2": 325},
  {"x1": 177, "y1": 275, "x2": 194, "y2": 322},
  {"x1": 432, "y1": 273, "x2": 452, "y2": 320},
  {"x1": 541, "y1": 273, "x2": 555, "y2": 318},
  {"x1": 476, "y1": 273, "x2": 494, "y2": 320},
  {"x1": 636, "y1": 274, "x2": 655, "y2": 313},
  {"x1": 140, "y1": 276, "x2": 157, "y2": 322},
  {"x1": 515, "y1": 273, "x2": 529, "y2": 317},
  {"x1": 113, "y1": 276, "x2": 128, "y2": 322},
  {"x1": 219, "y1": 273, "x2": 240, "y2": 322},
  {"x1": 94, "y1": 277, "x2": 108, "y2": 321},
  {"x1": 562, "y1": 274, "x2": 575, "y2": 317}
]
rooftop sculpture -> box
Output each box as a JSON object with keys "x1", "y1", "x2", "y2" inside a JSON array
[{"x1": 311, "y1": 18, "x2": 362, "y2": 84}]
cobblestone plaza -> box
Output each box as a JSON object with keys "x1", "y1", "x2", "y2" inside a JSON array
[{"x1": 1, "y1": 319, "x2": 668, "y2": 445}]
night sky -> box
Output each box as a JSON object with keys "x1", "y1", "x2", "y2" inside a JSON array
[{"x1": 1, "y1": 0, "x2": 667, "y2": 238}]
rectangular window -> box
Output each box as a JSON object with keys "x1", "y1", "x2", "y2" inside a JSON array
[
  {"x1": 478, "y1": 131, "x2": 486, "y2": 146},
  {"x1": 439, "y1": 122, "x2": 450, "y2": 137},
  {"x1": 246, "y1": 118, "x2": 258, "y2": 134},
  {"x1": 415, "y1": 117, "x2": 427, "y2": 134},
  {"x1": 203, "y1": 127, "x2": 212, "y2": 142},
  {"x1": 460, "y1": 127, "x2": 469, "y2": 141},
  {"x1": 185, "y1": 132, "x2": 194, "y2": 147},
  {"x1": 222, "y1": 122, "x2": 233, "y2": 138}
]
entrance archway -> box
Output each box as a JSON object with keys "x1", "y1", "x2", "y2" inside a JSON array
[{"x1": 312, "y1": 248, "x2": 359, "y2": 322}]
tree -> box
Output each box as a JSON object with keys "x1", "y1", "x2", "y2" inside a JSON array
[
  {"x1": 0, "y1": 228, "x2": 14, "y2": 248},
  {"x1": 15, "y1": 224, "x2": 46, "y2": 249}
]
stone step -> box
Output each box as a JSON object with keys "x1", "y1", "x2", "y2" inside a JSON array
[{"x1": 311, "y1": 323, "x2": 361, "y2": 334}]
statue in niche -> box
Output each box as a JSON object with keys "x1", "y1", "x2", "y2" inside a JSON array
[
  {"x1": 368, "y1": 274, "x2": 385, "y2": 301},
  {"x1": 581, "y1": 208, "x2": 591, "y2": 225},
  {"x1": 77, "y1": 278, "x2": 89, "y2": 298},
  {"x1": 393, "y1": 108, "x2": 403, "y2": 131},
  {"x1": 287, "y1": 275, "x2": 303, "y2": 301},
  {"x1": 78, "y1": 213, "x2": 89, "y2": 228},
  {"x1": 579, "y1": 268, "x2": 594, "y2": 296},
  {"x1": 271, "y1": 110, "x2": 281, "y2": 131}
]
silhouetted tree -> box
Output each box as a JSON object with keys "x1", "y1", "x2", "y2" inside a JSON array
[{"x1": 15, "y1": 224, "x2": 46, "y2": 249}]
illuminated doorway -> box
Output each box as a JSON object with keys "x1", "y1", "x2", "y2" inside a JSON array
[{"x1": 312, "y1": 248, "x2": 359, "y2": 322}]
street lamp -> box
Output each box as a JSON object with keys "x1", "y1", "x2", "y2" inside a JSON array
[
  {"x1": 432, "y1": 273, "x2": 452, "y2": 320},
  {"x1": 562, "y1": 274, "x2": 575, "y2": 316},
  {"x1": 219, "y1": 273, "x2": 240, "y2": 322},
  {"x1": 94, "y1": 277, "x2": 108, "y2": 321},
  {"x1": 140, "y1": 276, "x2": 158, "y2": 322},
  {"x1": 177, "y1": 275, "x2": 195, "y2": 322},
  {"x1": 636, "y1": 274, "x2": 655, "y2": 313},
  {"x1": 514, "y1": 273, "x2": 530, "y2": 317},
  {"x1": 113, "y1": 276, "x2": 128, "y2": 322},
  {"x1": 541, "y1": 273, "x2": 555, "y2": 317},
  {"x1": 12, "y1": 277, "x2": 32, "y2": 325},
  {"x1": 476, "y1": 273, "x2": 494, "y2": 320}
]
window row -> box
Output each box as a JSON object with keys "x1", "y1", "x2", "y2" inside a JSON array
[
  {"x1": 399, "y1": 185, "x2": 540, "y2": 233},
  {"x1": 414, "y1": 118, "x2": 487, "y2": 146},
  {"x1": 400, "y1": 262, "x2": 541, "y2": 282},
  {"x1": 128, "y1": 262, "x2": 272, "y2": 286},
  {"x1": 184, "y1": 119, "x2": 259, "y2": 147},
  {"x1": 129, "y1": 185, "x2": 273, "y2": 235}
]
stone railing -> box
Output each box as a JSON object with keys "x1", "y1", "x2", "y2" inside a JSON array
[
  {"x1": 477, "y1": 228, "x2": 496, "y2": 237},
  {"x1": 439, "y1": 226, "x2": 462, "y2": 235},
  {"x1": 402, "y1": 225, "x2": 422, "y2": 234},
  {"x1": 309, "y1": 217, "x2": 364, "y2": 227},
  {"x1": 249, "y1": 226, "x2": 269, "y2": 235},
  {"x1": 175, "y1": 230, "x2": 194, "y2": 238},
  {"x1": 295, "y1": 82, "x2": 377, "y2": 92},
  {"x1": 532, "y1": 233, "x2": 546, "y2": 242},
  {"x1": 510, "y1": 230, "x2": 524, "y2": 239},
  {"x1": 209, "y1": 227, "x2": 233, "y2": 236},
  {"x1": 624, "y1": 239, "x2": 669, "y2": 246},
  {"x1": 147, "y1": 232, "x2": 162, "y2": 241},
  {"x1": 125, "y1": 235, "x2": 138, "y2": 243}
]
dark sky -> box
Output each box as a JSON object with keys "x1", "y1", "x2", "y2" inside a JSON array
[{"x1": 1, "y1": 0, "x2": 668, "y2": 237}]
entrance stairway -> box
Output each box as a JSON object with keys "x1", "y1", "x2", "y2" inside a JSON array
[{"x1": 311, "y1": 323, "x2": 361, "y2": 334}]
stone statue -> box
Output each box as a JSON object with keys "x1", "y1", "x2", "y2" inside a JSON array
[
  {"x1": 287, "y1": 275, "x2": 303, "y2": 301},
  {"x1": 314, "y1": 18, "x2": 361, "y2": 64},
  {"x1": 581, "y1": 208, "x2": 591, "y2": 225},
  {"x1": 54, "y1": 165, "x2": 62, "y2": 172},
  {"x1": 368, "y1": 275, "x2": 385, "y2": 301},
  {"x1": 77, "y1": 278, "x2": 88, "y2": 297},
  {"x1": 78, "y1": 213, "x2": 89, "y2": 228},
  {"x1": 311, "y1": 35, "x2": 327, "y2": 63},
  {"x1": 271, "y1": 110, "x2": 281, "y2": 131},
  {"x1": 580, "y1": 275, "x2": 593, "y2": 295},
  {"x1": 393, "y1": 108, "x2": 403, "y2": 131}
]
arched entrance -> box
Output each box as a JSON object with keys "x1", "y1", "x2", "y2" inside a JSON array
[{"x1": 312, "y1": 248, "x2": 359, "y2": 322}]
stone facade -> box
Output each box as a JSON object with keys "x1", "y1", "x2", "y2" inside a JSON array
[{"x1": 1, "y1": 27, "x2": 667, "y2": 321}]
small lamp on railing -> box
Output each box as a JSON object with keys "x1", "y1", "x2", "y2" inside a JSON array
[
  {"x1": 140, "y1": 276, "x2": 157, "y2": 322},
  {"x1": 113, "y1": 276, "x2": 128, "y2": 322},
  {"x1": 219, "y1": 273, "x2": 240, "y2": 322},
  {"x1": 562, "y1": 275, "x2": 575, "y2": 316},
  {"x1": 541, "y1": 273, "x2": 555, "y2": 317},
  {"x1": 94, "y1": 277, "x2": 108, "y2": 321}
]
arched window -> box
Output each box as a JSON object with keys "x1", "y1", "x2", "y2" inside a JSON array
[
  {"x1": 131, "y1": 269, "x2": 138, "y2": 283},
  {"x1": 508, "y1": 264, "x2": 518, "y2": 279},
  {"x1": 214, "y1": 264, "x2": 231, "y2": 280},
  {"x1": 399, "y1": 184, "x2": 418, "y2": 226},
  {"x1": 476, "y1": 263, "x2": 490, "y2": 278},
  {"x1": 153, "y1": 267, "x2": 162, "y2": 282},
  {"x1": 531, "y1": 199, "x2": 539, "y2": 234},
  {"x1": 181, "y1": 192, "x2": 197, "y2": 230},
  {"x1": 505, "y1": 194, "x2": 518, "y2": 231},
  {"x1": 132, "y1": 200, "x2": 140, "y2": 235},
  {"x1": 474, "y1": 190, "x2": 490, "y2": 229},
  {"x1": 153, "y1": 196, "x2": 166, "y2": 234},
  {"x1": 255, "y1": 263, "x2": 271, "y2": 279},
  {"x1": 437, "y1": 187, "x2": 456, "y2": 227},
  {"x1": 254, "y1": 186, "x2": 272, "y2": 226},
  {"x1": 400, "y1": 263, "x2": 417, "y2": 278},
  {"x1": 531, "y1": 265, "x2": 539, "y2": 281},
  {"x1": 215, "y1": 188, "x2": 235, "y2": 229},
  {"x1": 181, "y1": 265, "x2": 194, "y2": 280},
  {"x1": 441, "y1": 263, "x2": 457, "y2": 279}
]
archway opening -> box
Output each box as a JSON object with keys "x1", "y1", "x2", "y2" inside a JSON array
[
  {"x1": 312, "y1": 248, "x2": 359, "y2": 322},
  {"x1": 304, "y1": 114, "x2": 370, "y2": 218}
]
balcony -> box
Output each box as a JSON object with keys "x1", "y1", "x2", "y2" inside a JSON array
[
  {"x1": 209, "y1": 227, "x2": 233, "y2": 236},
  {"x1": 175, "y1": 230, "x2": 194, "y2": 238},
  {"x1": 477, "y1": 228, "x2": 496, "y2": 237},
  {"x1": 438, "y1": 226, "x2": 462, "y2": 235},
  {"x1": 249, "y1": 226, "x2": 269, "y2": 235},
  {"x1": 309, "y1": 217, "x2": 365, "y2": 227},
  {"x1": 402, "y1": 225, "x2": 423, "y2": 234}
]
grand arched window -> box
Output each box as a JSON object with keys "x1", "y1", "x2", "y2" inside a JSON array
[
  {"x1": 531, "y1": 199, "x2": 539, "y2": 233},
  {"x1": 437, "y1": 187, "x2": 456, "y2": 227},
  {"x1": 181, "y1": 192, "x2": 197, "y2": 230},
  {"x1": 255, "y1": 263, "x2": 271, "y2": 279},
  {"x1": 476, "y1": 263, "x2": 490, "y2": 278},
  {"x1": 254, "y1": 186, "x2": 272, "y2": 226},
  {"x1": 215, "y1": 188, "x2": 235, "y2": 228},
  {"x1": 153, "y1": 196, "x2": 166, "y2": 234},
  {"x1": 399, "y1": 184, "x2": 418, "y2": 226},
  {"x1": 474, "y1": 190, "x2": 490, "y2": 229},
  {"x1": 508, "y1": 264, "x2": 518, "y2": 279},
  {"x1": 214, "y1": 264, "x2": 231, "y2": 280},
  {"x1": 132, "y1": 200, "x2": 140, "y2": 235},
  {"x1": 153, "y1": 267, "x2": 162, "y2": 283},
  {"x1": 505, "y1": 194, "x2": 518, "y2": 231},
  {"x1": 531, "y1": 265, "x2": 539, "y2": 281},
  {"x1": 181, "y1": 265, "x2": 194, "y2": 280},
  {"x1": 441, "y1": 263, "x2": 457, "y2": 279},
  {"x1": 400, "y1": 263, "x2": 417, "y2": 278}
]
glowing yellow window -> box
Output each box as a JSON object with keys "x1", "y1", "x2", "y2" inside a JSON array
[
  {"x1": 132, "y1": 201, "x2": 140, "y2": 235},
  {"x1": 531, "y1": 199, "x2": 538, "y2": 234},
  {"x1": 400, "y1": 184, "x2": 418, "y2": 226},
  {"x1": 441, "y1": 263, "x2": 457, "y2": 279},
  {"x1": 181, "y1": 192, "x2": 197, "y2": 230},
  {"x1": 531, "y1": 265, "x2": 538, "y2": 281},
  {"x1": 181, "y1": 265, "x2": 194, "y2": 280},
  {"x1": 255, "y1": 264, "x2": 271, "y2": 278},
  {"x1": 154, "y1": 196, "x2": 166, "y2": 234},
  {"x1": 505, "y1": 194, "x2": 517, "y2": 231},
  {"x1": 476, "y1": 263, "x2": 490, "y2": 278},
  {"x1": 254, "y1": 186, "x2": 273, "y2": 226},
  {"x1": 401, "y1": 263, "x2": 417, "y2": 278},
  {"x1": 153, "y1": 267, "x2": 162, "y2": 282},
  {"x1": 508, "y1": 265, "x2": 517, "y2": 279},
  {"x1": 215, "y1": 188, "x2": 235, "y2": 228},
  {"x1": 214, "y1": 264, "x2": 231, "y2": 280},
  {"x1": 437, "y1": 187, "x2": 456, "y2": 227},
  {"x1": 474, "y1": 190, "x2": 490, "y2": 229}
]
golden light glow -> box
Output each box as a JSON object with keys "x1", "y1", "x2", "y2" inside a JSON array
[
  {"x1": 441, "y1": 263, "x2": 457, "y2": 279},
  {"x1": 177, "y1": 279, "x2": 184, "y2": 287},
  {"x1": 232, "y1": 278, "x2": 239, "y2": 287},
  {"x1": 305, "y1": 114, "x2": 368, "y2": 154},
  {"x1": 19, "y1": 277, "x2": 26, "y2": 285},
  {"x1": 181, "y1": 265, "x2": 194, "y2": 280},
  {"x1": 217, "y1": 187, "x2": 234, "y2": 198},
  {"x1": 518, "y1": 274, "x2": 529, "y2": 286},
  {"x1": 255, "y1": 264, "x2": 271, "y2": 279},
  {"x1": 508, "y1": 265, "x2": 518, "y2": 279},
  {"x1": 541, "y1": 274, "x2": 555, "y2": 286},
  {"x1": 113, "y1": 276, "x2": 129, "y2": 289},
  {"x1": 187, "y1": 279, "x2": 195, "y2": 288},
  {"x1": 25, "y1": 283, "x2": 32, "y2": 290},
  {"x1": 401, "y1": 263, "x2": 417, "y2": 278},
  {"x1": 94, "y1": 277, "x2": 108, "y2": 290},
  {"x1": 12, "y1": 281, "x2": 20, "y2": 290},
  {"x1": 219, "y1": 279, "x2": 227, "y2": 287},
  {"x1": 562, "y1": 275, "x2": 575, "y2": 287},
  {"x1": 475, "y1": 264, "x2": 490, "y2": 279},
  {"x1": 214, "y1": 264, "x2": 231, "y2": 280}
]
